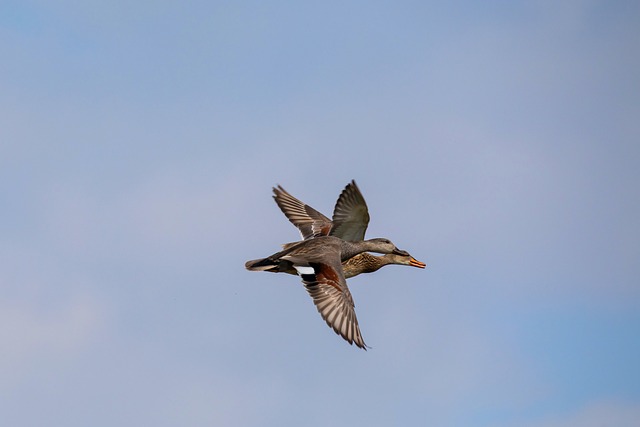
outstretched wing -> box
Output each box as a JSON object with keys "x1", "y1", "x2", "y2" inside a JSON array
[
  {"x1": 330, "y1": 180, "x2": 370, "y2": 242},
  {"x1": 273, "y1": 185, "x2": 332, "y2": 240},
  {"x1": 295, "y1": 261, "x2": 367, "y2": 349}
]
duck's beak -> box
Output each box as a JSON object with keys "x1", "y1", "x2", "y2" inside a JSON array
[
  {"x1": 393, "y1": 248, "x2": 410, "y2": 256},
  {"x1": 409, "y1": 257, "x2": 426, "y2": 269}
]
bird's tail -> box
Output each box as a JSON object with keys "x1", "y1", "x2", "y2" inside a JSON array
[
  {"x1": 245, "y1": 257, "x2": 297, "y2": 275},
  {"x1": 245, "y1": 257, "x2": 278, "y2": 272}
]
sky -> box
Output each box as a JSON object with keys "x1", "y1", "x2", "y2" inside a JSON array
[{"x1": 1, "y1": 1, "x2": 639, "y2": 426}]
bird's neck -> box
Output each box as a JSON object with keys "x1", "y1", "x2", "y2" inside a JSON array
[
  {"x1": 339, "y1": 240, "x2": 370, "y2": 261},
  {"x1": 340, "y1": 239, "x2": 390, "y2": 261}
]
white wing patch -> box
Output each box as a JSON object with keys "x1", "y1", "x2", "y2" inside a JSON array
[{"x1": 294, "y1": 266, "x2": 315, "y2": 275}]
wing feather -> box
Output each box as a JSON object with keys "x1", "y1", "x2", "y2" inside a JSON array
[
  {"x1": 299, "y1": 262, "x2": 367, "y2": 349},
  {"x1": 273, "y1": 185, "x2": 332, "y2": 239},
  {"x1": 330, "y1": 180, "x2": 370, "y2": 241}
]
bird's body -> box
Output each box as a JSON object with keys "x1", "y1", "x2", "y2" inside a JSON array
[
  {"x1": 258, "y1": 250, "x2": 425, "y2": 279},
  {"x1": 245, "y1": 235, "x2": 409, "y2": 349}
]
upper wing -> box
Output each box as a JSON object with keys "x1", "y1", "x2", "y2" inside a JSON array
[
  {"x1": 273, "y1": 185, "x2": 332, "y2": 240},
  {"x1": 330, "y1": 180, "x2": 370, "y2": 241},
  {"x1": 295, "y1": 261, "x2": 367, "y2": 349}
]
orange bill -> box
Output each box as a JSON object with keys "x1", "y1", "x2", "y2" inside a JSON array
[{"x1": 409, "y1": 257, "x2": 426, "y2": 268}]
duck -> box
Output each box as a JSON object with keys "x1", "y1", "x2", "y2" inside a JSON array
[
  {"x1": 272, "y1": 180, "x2": 426, "y2": 277},
  {"x1": 245, "y1": 235, "x2": 410, "y2": 349}
]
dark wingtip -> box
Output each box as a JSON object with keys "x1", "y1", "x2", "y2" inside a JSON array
[{"x1": 356, "y1": 341, "x2": 370, "y2": 351}]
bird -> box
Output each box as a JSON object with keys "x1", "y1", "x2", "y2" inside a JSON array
[
  {"x1": 245, "y1": 235, "x2": 410, "y2": 349},
  {"x1": 272, "y1": 180, "x2": 426, "y2": 277}
]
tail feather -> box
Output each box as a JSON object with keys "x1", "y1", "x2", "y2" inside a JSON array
[
  {"x1": 245, "y1": 257, "x2": 277, "y2": 271},
  {"x1": 245, "y1": 257, "x2": 297, "y2": 275}
]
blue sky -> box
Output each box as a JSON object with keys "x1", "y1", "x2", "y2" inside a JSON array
[{"x1": 1, "y1": 1, "x2": 639, "y2": 426}]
